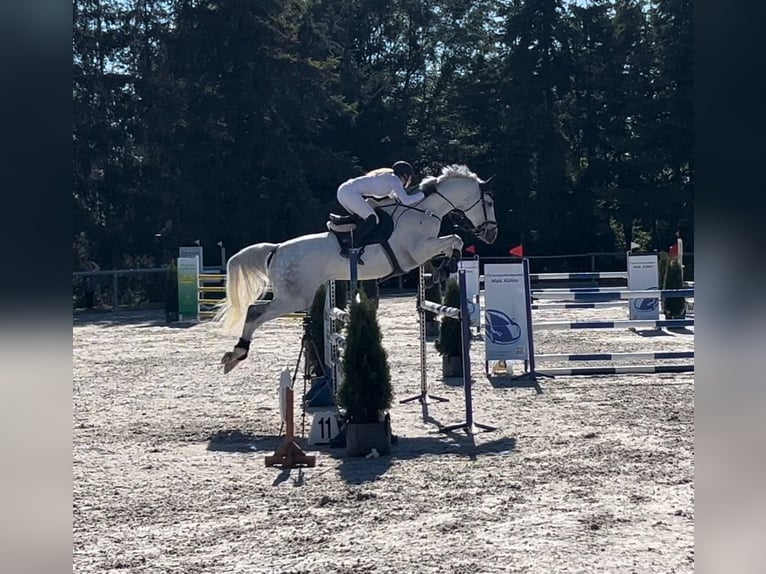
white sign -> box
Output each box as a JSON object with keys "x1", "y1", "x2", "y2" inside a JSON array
[
  {"x1": 456, "y1": 259, "x2": 480, "y2": 326},
  {"x1": 308, "y1": 410, "x2": 342, "y2": 446},
  {"x1": 627, "y1": 253, "x2": 659, "y2": 320},
  {"x1": 179, "y1": 246, "x2": 203, "y2": 270},
  {"x1": 483, "y1": 263, "x2": 529, "y2": 362}
]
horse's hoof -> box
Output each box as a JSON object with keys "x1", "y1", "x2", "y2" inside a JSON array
[
  {"x1": 223, "y1": 361, "x2": 238, "y2": 374},
  {"x1": 221, "y1": 348, "x2": 248, "y2": 374}
]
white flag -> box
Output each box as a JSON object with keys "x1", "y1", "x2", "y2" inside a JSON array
[{"x1": 278, "y1": 367, "x2": 292, "y2": 425}]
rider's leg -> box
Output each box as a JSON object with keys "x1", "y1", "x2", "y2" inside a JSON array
[
  {"x1": 337, "y1": 186, "x2": 379, "y2": 245},
  {"x1": 352, "y1": 213, "x2": 378, "y2": 246}
]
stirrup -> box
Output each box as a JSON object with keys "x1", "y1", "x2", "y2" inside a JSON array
[{"x1": 340, "y1": 248, "x2": 365, "y2": 265}]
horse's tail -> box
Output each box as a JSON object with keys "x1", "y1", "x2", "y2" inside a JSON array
[{"x1": 214, "y1": 242, "x2": 278, "y2": 334}]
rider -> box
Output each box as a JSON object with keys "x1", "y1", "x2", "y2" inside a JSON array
[{"x1": 336, "y1": 161, "x2": 424, "y2": 245}]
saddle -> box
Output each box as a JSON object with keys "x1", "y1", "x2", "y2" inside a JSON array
[{"x1": 326, "y1": 208, "x2": 395, "y2": 263}]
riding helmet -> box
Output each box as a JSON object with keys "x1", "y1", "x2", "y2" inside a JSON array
[{"x1": 392, "y1": 161, "x2": 414, "y2": 179}]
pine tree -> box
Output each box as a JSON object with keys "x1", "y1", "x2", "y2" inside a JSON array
[
  {"x1": 435, "y1": 279, "x2": 462, "y2": 358},
  {"x1": 337, "y1": 292, "x2": 393, "y2": 423}
]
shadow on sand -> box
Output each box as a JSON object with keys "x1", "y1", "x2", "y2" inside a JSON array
[
  {"x1": 205, "y1": 429, "x2": 281, "y2": 453},
  {"x1": 204, "y1": 424, "x2": 517, "y2": 486},
  {"x1": 486, "y1": 373, "x2": 544, "y2": 394},
  {"x1": 73, "y1": 309, "x2": 200, "y2": 329}
]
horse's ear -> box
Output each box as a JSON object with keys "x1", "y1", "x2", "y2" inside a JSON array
[{"x1": 480, "y1": 176, "x2": 494, "y2": 190}]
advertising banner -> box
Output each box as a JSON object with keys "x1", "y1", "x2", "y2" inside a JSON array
[
  {"x1": 483, "y1": 263, "x2": 529, "y2": 362},
  {"x1": 627, "y1": 253, "x2": 659, "y2": 320},
  {"x1": 177, "y1": 256, "x2": 199, "y2": 320}
]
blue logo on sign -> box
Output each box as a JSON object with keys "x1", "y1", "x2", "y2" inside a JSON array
[
  {"x1": 484, "y1": 309, "x2": 522, "y2": 344},
  {"x1": 632, "y1": 286, "x2": 658, "y2": 311}
]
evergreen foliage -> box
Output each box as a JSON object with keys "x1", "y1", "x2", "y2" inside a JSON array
[
  {"x1": 663, "y1": 257, "x2": 686, "y2": 318},
  {"x1": 422, "y1": 262, "x2": 442, "y2": 327},
  {"x1": 359, "y1": 280, "x2": 379, "y2": 309},
  {"x1": 164, "y1": 259, "x2": 178, "y2": 313},
  {"x1": 434, "y1": 279, "x2": 463, "y2": 358},
  {"x1": 337, "y1": 292, "x2": 393, "y2": 423},
  {"x1": 73, "y1": 0, "x2": 694, "y2": 269},
  {"x1": 308, "y1": 284, "x2": 327, "y2": 377}
]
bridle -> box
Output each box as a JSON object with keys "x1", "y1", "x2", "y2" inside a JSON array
[{"x1": 431, "y1": 187, "x2": 497, "y2": 238}]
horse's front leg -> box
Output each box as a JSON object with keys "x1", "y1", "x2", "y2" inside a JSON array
[{"x1": 411, "y1": 234, "x2": 464, "y2": 268}]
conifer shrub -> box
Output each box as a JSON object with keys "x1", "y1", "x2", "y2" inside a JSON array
[
  {"x1": 337, "y1": 292, "x2": 393, "y2": 423},
  {"x1": 360, "y1": 279, "x2": 379, "y2": 309},
  {"x1": 417, "y1": 262, "x2": 442, "y2": 335},
  {"x1": 658, "y1": 251, "x2": 670, "y2": 289},
  {"x1": 434, "y1": 278, "x2": 463, "y2": 358},
  {"x1": 335, "y1": 281, "x2": 348, "y2": 308},
  {"x1": 164, "y1": 259, "x2": 179, "y2": 321},
  {"x1": 663, "y1": 257, "x2": 686, "y2": 318},
  {"x1": 307, "y1": 284, "x2": 327, "y2": 376}
]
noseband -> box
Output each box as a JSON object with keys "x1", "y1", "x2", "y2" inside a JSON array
[{"x1": 432, "y1": 188, "x2": 497, "y2": 236}]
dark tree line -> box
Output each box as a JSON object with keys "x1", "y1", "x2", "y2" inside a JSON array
[{"x1": 73, "y1": 0, "x2": 693, "y2": 270}]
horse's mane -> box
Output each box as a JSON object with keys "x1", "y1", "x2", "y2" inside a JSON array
[{"x1": 419, "y1": 164, "x2": 483, "y2": 194}]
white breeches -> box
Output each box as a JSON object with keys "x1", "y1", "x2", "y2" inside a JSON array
[{"x1": 337, "y1": 183, "x2": 379, "y2": 222}]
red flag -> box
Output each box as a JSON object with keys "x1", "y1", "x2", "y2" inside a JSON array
[
  {"x1": 509, "y1": 244, "x2": 524, "y2": 257},
  {"x1": 668, "y1": 243, "x2": 679, "y2": 258},
  {"x1": 465, "y1": 245, "x2": 476, "y2": 254}
]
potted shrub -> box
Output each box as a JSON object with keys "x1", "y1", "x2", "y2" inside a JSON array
[
  {"x1": 164, "y1": 259, "x2": 179, "y2": 323},
  {"x1": 434, "y1": 278, "x2": 463, "y2": 377},
  {"x1": 337, "y1": 291, "x2": 394, "y2": 456},
  {"x1": 662, "y1": 257, "x2": 687, "y2": 319}
]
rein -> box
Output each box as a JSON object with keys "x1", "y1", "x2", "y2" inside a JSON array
[{"x1": 382, "y1": 177, "x2": 497, "y2": 233}]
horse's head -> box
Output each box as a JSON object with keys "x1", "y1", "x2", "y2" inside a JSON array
[{"x1": 422, "y1": 165, "x2": 498, "y2": 244}]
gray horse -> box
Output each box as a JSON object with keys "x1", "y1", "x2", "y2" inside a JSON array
[{"x1": 217, "y1": 164, "x2": 498, "y2": 373}]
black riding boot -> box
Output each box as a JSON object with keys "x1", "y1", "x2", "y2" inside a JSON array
[{"x1": 352, "y1": 215, "x2": 377, "y2": 247}]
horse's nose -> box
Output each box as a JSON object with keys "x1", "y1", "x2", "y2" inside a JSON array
[{"x1": 483, "y1": 225, "x2": 498, "y2": 244}]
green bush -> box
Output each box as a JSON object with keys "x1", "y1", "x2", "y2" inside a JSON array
[
  {"x1": 335, "y1": 280, "x2": 348, "y2": 308},
  {"x1": 434, "y1": 279, "x2": 462, "y2": 357},
  {"x1": 359, "y1": 279, "x2": 379, "y2": 309},
  {"x1": 165, "y1": 260, "x2": 179, "y2": 313},
  {"x1": 658, "y1": 251, "x2": 670, "y2": 289},
  {"x1": 421, "y1": 261, "x2": 442, "y2": 324},
  {"x1": 663, "y1": 258, "x2": 686, "y2": 318},
  {"x1": 337, "y1": 292, "x2": 393, "y2": 423},
  {"x1": 307, "y1": 284, "x2": 327, "y2": 377}
]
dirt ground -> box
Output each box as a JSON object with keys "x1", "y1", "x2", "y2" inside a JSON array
[{"x1": 73, "y1": 293, "x2": 694, "y2": 574}]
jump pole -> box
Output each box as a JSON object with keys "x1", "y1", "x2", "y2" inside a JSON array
[
  {"x1": 439, "y1": 270, "x2": 496, "y2": 435},
  {"x1": 348, "y1": 247, "x2": 360, "y2": 298},
  {"x1": 400, "y1": 265, "x2": 449, "y2": 406},
  {"x1": 511, "y1": 258, "x2": 554, "y2": 382}
]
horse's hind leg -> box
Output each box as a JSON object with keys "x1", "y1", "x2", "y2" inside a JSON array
[
  {"x1": 221, "y1": 302, "x2": 269, "y2": 373},
  {"x1": 221, "y1": 297, "x2": 305, "y2": 374}
]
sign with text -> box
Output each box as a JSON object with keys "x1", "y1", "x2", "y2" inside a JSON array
[
  {"x1": 627, "y1": 253, "x2": 659, "y2": 320},
  {"x1": 179, "y1": 246, "x2": 203, "y2": 271},
  {"x1": 177, "y1": 256, "x2": 199, "y2": 320},
  {"x1": 483, "y1": 263, "x2": 529, "y2": 362}
]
